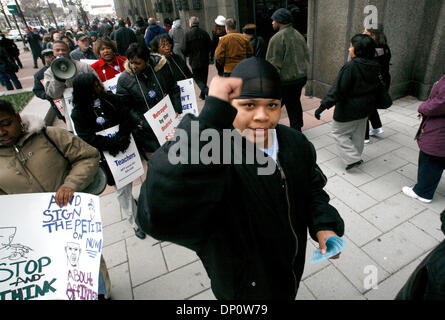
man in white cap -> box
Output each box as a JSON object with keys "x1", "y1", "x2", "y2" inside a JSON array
[{"x1": 211, "y1": 15, "x2": 226, "y2": 76}]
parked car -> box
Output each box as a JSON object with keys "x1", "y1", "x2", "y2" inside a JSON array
[{"x1": 6, "y1": 29, "x2": 25, "y2": 41}]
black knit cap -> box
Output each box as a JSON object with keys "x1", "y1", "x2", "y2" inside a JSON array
[
  {"x1": 231, "y1": 57, "x2": 282, "y2": 101},
  {"x1": 271, "y1": 8, "x2": 293, "y2": 25}
]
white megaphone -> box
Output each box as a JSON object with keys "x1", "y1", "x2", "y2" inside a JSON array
[{"x1": 51, "y1": 56, "x2": 77, "y2": 80}]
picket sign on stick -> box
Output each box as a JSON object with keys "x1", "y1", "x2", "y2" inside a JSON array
[
  {"x1": 0, "y1": 193, "x2": 103, "y2": 300},
  {"x1": 96, "y1": 125, "x2": 144, "y2": 190},
  {"x1": 177, "y1": 78, "x2": 199, "y2": 119},
  {"x1": 144, "y1": 95, "x2": 180, "y2": 146}
]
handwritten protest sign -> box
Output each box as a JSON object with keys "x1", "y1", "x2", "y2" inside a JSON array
[
  {"x1": 177, "y1": 78, "x2": 199, "y2": 117},
  {"x1": 144, "y1": 95, "x2": 179, "y2": 145},
  {"x1": 96, "y1": 125, "x2": 144, "y2": 190},
  {"x1": 0, "y1": 193, "x2": 103, "y2": 300},
  {"x1": 102, "y1": 73, "x2": 121, "y2": 94}
]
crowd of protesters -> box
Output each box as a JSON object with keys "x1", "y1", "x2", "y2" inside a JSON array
[{"x1": 0, "y1": 9, "x2": 444, "y2": 301}]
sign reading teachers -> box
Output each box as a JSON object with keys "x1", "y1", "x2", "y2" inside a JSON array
[
  {"x1": 102, "y1": 73, "x2": 121, "y2": 94},
  {"x1": 96, "y1": 125, "x2": 144, "y2": 190},
  {"x1": 0, "y1": 193, "x2": 102, "y2": 300},
  {"x1": 144, "y1": 95, "x2": 179, "y2": 145},
  {"x1": 177, "y1": 78, "x2": 199, "y2": 117}
]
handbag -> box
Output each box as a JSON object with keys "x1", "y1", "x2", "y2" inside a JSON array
[
  {"x1": 375, "y1": 73, "x2": 393, "y2": 109},
  {"x1": 42, "y1": 128, "x2": 109, "y2": 195}
]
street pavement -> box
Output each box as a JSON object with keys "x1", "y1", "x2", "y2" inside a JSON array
[{"x1": 17, "y1": 58, "x2": 445, "y2": 300}]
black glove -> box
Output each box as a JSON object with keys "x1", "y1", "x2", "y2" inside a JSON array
[
  {"x1": 117, "y1": 134, "x2": 131, "y2": 152},
  {"x1": 314, "y1": 106, "x2": 325, "y2": 120}
]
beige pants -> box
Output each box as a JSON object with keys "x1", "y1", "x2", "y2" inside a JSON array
[{"x1": 331, "y1": 118, "x2": 367, "y2": 165}]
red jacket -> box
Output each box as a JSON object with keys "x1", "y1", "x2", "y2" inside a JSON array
[{"x1": 91, "y1": 56, "x2": 127, "y2": 82}]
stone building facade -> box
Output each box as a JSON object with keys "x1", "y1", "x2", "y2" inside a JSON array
[{"x1": 113, "y1": 0, "x2": 445, "y2": 101}]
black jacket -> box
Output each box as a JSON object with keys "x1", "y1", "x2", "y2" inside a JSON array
[
  {"x1": 137, "y1": 96, "x2": 344, "y2": 299},
  {"x1": 71, "y1": 91, "x2": 132, "y2": 160},
  {"x1": 395, "y1": 240, "x2": 445, "y2": 300},
  {"x1": 116, "y1": 54, "x2": 182, "y2": 153},
  {"x1": 0, "y1": 37, "x2": 20, "y2": 57},
  {"x1": 111, "y1": 26, "x2": 137, "y2": 56},
  {"x1": 166, "y1": 53, "x2": 193, "y2": 82},
  {"x1": 320, "y1": 57, "x2": 382, "y2": 122},
  {"x1": 250, "y1": 36, "x2": 266, "y2": 59},
  {"x1": 184, "y1": 26, "x2": 212, "y2": 70},
  {"x1": 375, "y1": 45, "x2": 391, "y2": 89},
  {"x1": 0, "y1": 47, "x2": 17, "y2": 74}
]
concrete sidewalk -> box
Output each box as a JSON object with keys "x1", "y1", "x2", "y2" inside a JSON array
[{"x1": 98, "y1": 96, "x2": 444, "y2": 300}]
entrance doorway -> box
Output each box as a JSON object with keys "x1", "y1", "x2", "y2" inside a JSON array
[{"x1": 237, "y1": 0, "x2": 308, "y2": 44}]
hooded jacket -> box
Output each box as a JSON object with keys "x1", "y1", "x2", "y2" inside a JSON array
[
  {"x1": 0, "y1": 115, "x2": 100, "y2": 195},
  {"x1": 116, "y1": 54, "x2": 182, "y2": 153},
  {"x1": 137, "y1": 96, "x2": 344, "y2": 299},
  {"x1": 320, "y1": 57, "x2": 382, "y2": 122},
  {"x1": 214, "y1": 31, "x2": 253, "y2": 73},
  {"x1": 416, "y1": 74, "x2": 445, "y2": 157},
  {"x1": 169, "y1": 21, "x2": 186, "y2": 60}
]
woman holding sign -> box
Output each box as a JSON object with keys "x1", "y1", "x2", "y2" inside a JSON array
[
  {"x1": 150, "y1": 34, "x2": 193, "y2": 83},
  {"x1": 116, "y1": 43, "x2": 182, "y2": 156},
  {"x1": 0, "y1": 99, "x2": 111, "y2": 299},
  {"x1": 71, "y1": 73, "x2": 146, "y2": 240}
]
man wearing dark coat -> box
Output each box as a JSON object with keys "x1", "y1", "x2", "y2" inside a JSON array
[
  {"x1": 24, "y1": 27, "x2": 44, "y2": 69},
  {"x1": 111, "y1": 20, "x2": 138, "y2": 57}
]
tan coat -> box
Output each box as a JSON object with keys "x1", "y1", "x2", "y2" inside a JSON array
[
  {"x1": 0, "y1": 115, "x2": 100, "y2": 195},
  {"x1": 215, "y1": 31, "x2": 254, "y2": 73}
]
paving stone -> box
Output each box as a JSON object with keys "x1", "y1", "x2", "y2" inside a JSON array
[
  {"x1": 108, "y1": 262, "x2": 133, "y2": 300},
  {"x1": 325, "y1": 175, "x2": 378, "y2": 212},
  {"x1": 187, "y1": 288, "x2": 217, "y2": 300},
  {"x1": 362, "y1": 138, "x2": 402, "y2": 161},
  {"x1": 388, "y1": 132, "x2": 419, "y2": 150},
  {"x1": 384, "y1": 111, "x2": 420, "y2": 127},
  {"x1": 360, "y1": 193, "x2": 427, "y2": 233},
  {"x1": 323, "y1": 157, "x2": 374, "y2": 187},
  {"x1": 100, "y1": 193, "x2": 122, "y2": 227},
  {"x1": 303, "y1": 123, "x2": 332, "y2": 139},
  {"x1": 409, "y1": 210, "x2": 445, "y2": 242},
  {"x1": 295, "y1": 282, "x2": 316, "y2": 300},
  {"x1": 386, "y1": 120, "x2": 419, "y2": 137},
  {"x1": 416, "y1": 193, "x2": 445, "y2": 214},
  {"x1": 133, "y1": 261, "x2": 211, "y2": 300},
  {"x1": 310, "y1": 134, "x2": 336, "y2": 150},
  {"x1": 359, "y1": 153, "x2": 408, "y2": 178},
  {"x1": 318, "y1": 162, "x2": 336, "y2": 179},
  {"x1": 126, "y1": 235, "x2": 167, "y2": 286},
  {"x1": 103, "y1": 219, "x2": 135, "y2": 246},
  {"x1": 364, "y1": 254, "x2": 426, "y2": 300},
  {"x1": 329, "y1": 198, "x2": 381, "y2": 247},
  {"x1": 362, "y1": 222, "x2": 438, "y2": 274},
  {"x1": 303, "y1": 265, "x2": 365, "y2": 300},
  {"x1": 162, "y1": 243, "x2": 200, "y2": 272},
  {"x1": 314, "y1": 147, "x2": 337, "y2": 164},
  {"x1": 102, "y1": 240, "x2": 127, "y2": 268},
  {"x1": 330, "y1": 236, "x2": 390, "y2": 293},
  {"x1": 359, "y1": 171, "x2": 415, "y2": 201}
]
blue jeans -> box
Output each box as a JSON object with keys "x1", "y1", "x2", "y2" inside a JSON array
[
  {"x1": 0, "y1": 72, "x2": 22, "y2": 90},
  {"x1": 413, "y1": 151, "x2": 445, "y2": 200}
]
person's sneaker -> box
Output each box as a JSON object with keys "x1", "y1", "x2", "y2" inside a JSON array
[
  {"x1": 134, "y1": 228, "x2": 146, "y2": 239},
  {"x1": 364, "y1": 139, "x2": 370, "y2": 144},
  {"x1": 402, "y1": 186, "x2": 432, "y2": 203},
  {"x1": 345, "y1": 160, "x2": 364, "y2": 170},
  {"x1": 369, "y1": 128, "x2": 384, "y2": 136}
]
